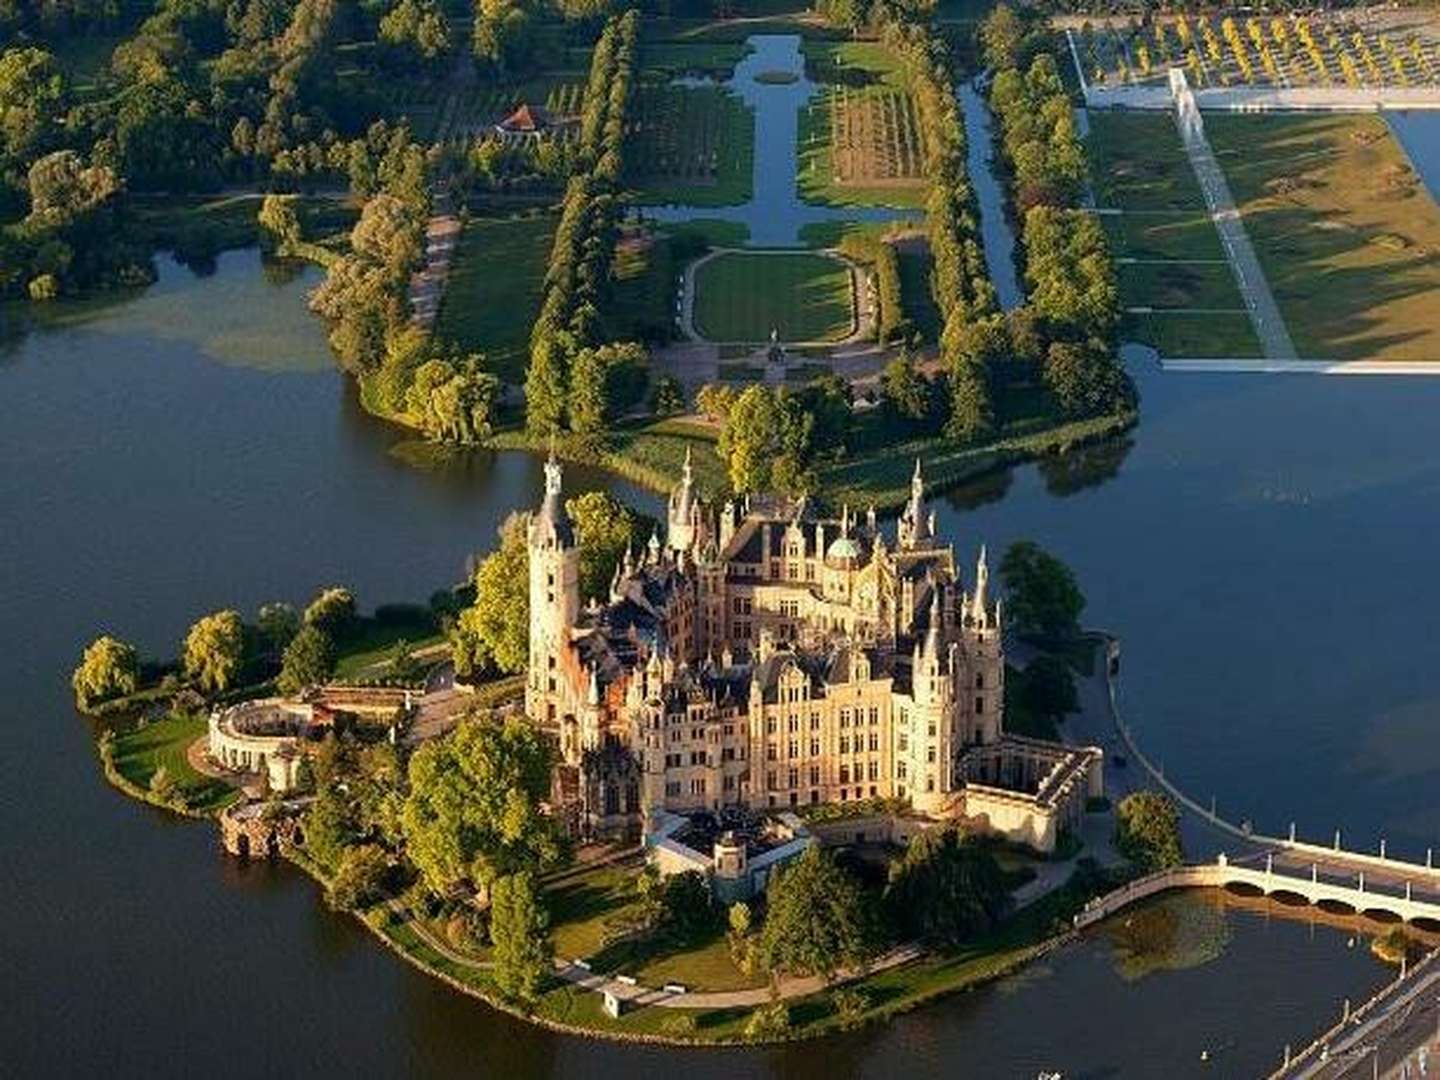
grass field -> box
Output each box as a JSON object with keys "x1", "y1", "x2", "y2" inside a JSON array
[
  {"x1": 626, "y1": 84, "x2": 754, "y2": 207},
  {"x1": 1207, "y1": 113, "x2": 1440, "y2": 362},
  {"x1": 434, "y1": 214, "x2": 555, "y2": 384},
  {"x1": 693, "y1": 252, "x2": 854, "y2": 342},
  {"x1": 798, "y1": 41, "x2": 928, "y2": 209},
  {"x1": 1086, "y1": 111, "x2": 1262, "y2": 358},
  {"x1": 610, "y1": 228, "x2": 678, "y2": 342},
  {"x1": 109, "y1": 713, "x2": 237, "y2": 814}
]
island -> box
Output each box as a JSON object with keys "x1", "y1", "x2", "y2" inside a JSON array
[{"x1": 76, "y1": 452, "x2": 1191, "y2": 1044}]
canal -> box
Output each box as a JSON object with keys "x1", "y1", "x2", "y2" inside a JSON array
[{"x1": 5, "y1": 249, "x2": 1439, "y2": 1075}]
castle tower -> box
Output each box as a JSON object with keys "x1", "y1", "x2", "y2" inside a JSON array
[
  {"x1": 909, "y1": 591, "x2": 955, "y2": 815},
  {"x1": 526, "y1": 452, "x2": 581, "y2": 737},
  {"x1": 898, "y1": 459, "x2": 932, "y2": 550},
  {"x1": 964, "y1": 545, "x2": 1004, "y2": 747},
  {"x1": 667, "y1": 446, "x2": 703, "y2": 556}
]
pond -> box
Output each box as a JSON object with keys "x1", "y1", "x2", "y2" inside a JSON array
[
  {"x1": 641, "y1": 35, "x2": 922, "y2": 246},
  {"x1": 957, "y1": 78, "x2": 1025, "y2": 311},
  {"x1": 4, "y1": 250, "x2": 1433, "y2": 1074}
]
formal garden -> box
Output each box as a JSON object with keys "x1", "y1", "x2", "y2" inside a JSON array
[
  {"x1": 691, "y1": 251, "x2": 856, "y2": 343},
  {"x1": 1072, "y1": 11, "x2": 1440, "y2": 91}
]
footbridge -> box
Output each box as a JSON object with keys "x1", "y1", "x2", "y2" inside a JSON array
[{"x1": 1074, "y1": 853, "x2": 1440, "y2": 931}]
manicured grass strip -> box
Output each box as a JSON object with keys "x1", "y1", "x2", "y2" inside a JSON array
[
  {"x1": 1086, "y1": 111, "x2": 1208, "y2": 211},
  {"x1": 1102, "y1": 212, "x2": 1227, "y2": 262},
  {"x1": 1207, "y1": 112, "x2": 1440, "y2": 363},
  {"x1": 1120, "y1": 311, "x2": 1262, "y2": 359},
  {"x1": 107, "y1": 712, "x2": 238, "y2": 815},
  {"x1": 693, "y1": 252, "x2": 854, "y2": 342},
  {"x1": 1118, "y1": 261, "x2": 1245, "y2": 311},
  {"x1": 434, "y1": 215, "x2": 557, "y2": 384}
]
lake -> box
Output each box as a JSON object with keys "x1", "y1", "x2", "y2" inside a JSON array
[{"x1": 5, "y1": 249, "x2": 1436, "y2": 1075}]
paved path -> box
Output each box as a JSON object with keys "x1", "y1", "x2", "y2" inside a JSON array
[
  {"x1": 1173, "y1": 79, "x2": 1299, "y2": 363},
  {"x1": 408, "y1": 205, "x2": 461, "y2": 330}
]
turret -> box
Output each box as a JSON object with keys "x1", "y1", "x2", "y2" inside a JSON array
[
  {"x1": 525, "y1": 451, "x2": 581, "y2": 742},
  {"x1": 898, "y1": 459, "x2": 932, "y2": 550},
  {"x1": 971, "y1": 545, "x2": 991, "y2": 628},
  {"x1": 667, "y1": 446, "x2": 702, "y2": 555}
]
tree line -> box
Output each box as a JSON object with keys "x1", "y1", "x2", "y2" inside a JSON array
[
  {"x1": 524, "y1": 8, "x2": 643, "y2": 438},
  {"x1": 981, "y1": 4, "x2": 1134, "y2": 423}
]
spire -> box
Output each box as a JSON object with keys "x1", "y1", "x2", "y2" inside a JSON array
[
  {"x1": 972, "y1": 544, "x2": 990, "y2": 624},
  {"x1": 647, "y1": 528, "x2": 661, "y2": 564},
  {"x1": 924, "y1": 589, "x2": 942, "y2": 659},
  {"x1": 532, "y1": 447, "x2": 573, "y2": 546},
  {"x1": 587, "y1": 665, "x2": 600, "y2": 705}
]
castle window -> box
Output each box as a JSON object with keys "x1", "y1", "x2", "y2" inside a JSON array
[
  {"x1": 809, "y1": 713, "x2": 820, "y2": 730},
  {"x1": 766, "y1": 718, "x2": 776, "y2": 735},
  {"x1": 840, "y1": 736, "x2": 850, "y2": 755},
  {"x1": 868, "y1": 733, "x2": 879, "y2": 752},
  {"x1": 840, "y1": 707, "x2": 851, "y2": 726},
  {"x1": 868, "y1": 761, "x2": 879, "y2": 781},
  {"x1": 927, "y1": 746, "x2": 936, "y2": 763},
  {"x1": 787, "y1": 716, "x2": 799, "y2": 733},
  {"x1": 767, "y1": 771, "x2": 777, "y2": 791},
  {"x1": 767, "y1": 744, "x2": 777, "y2": 762},
  {"x1": 928, "y1": 721, "x2": 937, "y2": 737},
  {"x1": 809, "y1": 739, "x2": 819, "y2": 757},
  {"x1": 869, "y1": 707, "x2": 879, "y2": 726},
  {"x1": 787, "y1": 739, "x2": 798, "y2": 759},
  {"x1": 870, "y1": 785, "x2": 878, "y2": 797},
  {"x1": 809, "y1": 765, "x2": 820, "y2": 785},
  {"x1": 840, "y1": 764, "x2": 851, "y2": 784},
  {"x1": 810, "y1": 789, "x2": 820, "y2": 804},
  {"x1": 975, "y1": 697, "x2": 984, "y2": 713},
  {"x1": 665, "y1": 781, "x2": 681, "y2": 797},
  {"x1": 897, "y1": 761, "x2": 908, "y2": 780},
  {"x1": 724, "y1": 775, "x2": 735, "y2": 791},
  {"x1": 898, "y1": 734, "x2": 908, "y2": 753},
  {"x1": 806, "y1": 565, "x2": 815, "y2": 582},
  {"x1": 976, "y1": 673, "x2": 985, "y2": 689},
  {"x1": 722, "y1": 747, "x2": 735, "y2": 762},
  {"x1": 787, "y1": 767, "x2": 798, "y2": 788},
  {"x1": 690, "y1": 778, "x2": 706, "y2": 796},
  {"x1": 789, "y1": 792, "x2": 799, "y2": 807},
  {"x1": 840, "y1": 788, "x2": 848, "y2": 801},
  {"x1": 690, "y1": 751, "x2": 705, "y2": 766},
  {"x1": 926, "y1": 776, "x2": 936, "y2": 793}
]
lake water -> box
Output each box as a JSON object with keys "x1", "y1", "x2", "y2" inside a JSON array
[
  {"x1": 1388, "y1": 111, "x2": 1440, "y2": 203},
  {"x1": 642, "y1": 35, "x2": 922, "y2": 246},
  {"x1": 7, "y1": 249, "x2": 1438, "y2": 1075}
]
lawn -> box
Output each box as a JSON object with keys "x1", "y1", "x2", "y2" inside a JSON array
[
  {"x1": 1101, "y1": 212, "x2": 1227, "y2": 262},
  {"x1": 1120, "y1": 310, "x2": 1262, "y2": 359},
  {"x1": 626, "y1": 84, "x2": 754, "y2": 207},
  {"x1": 545, "y1": 862, "x2": 762, "y2": 993},
  {"x1": 692, "y1": 252, "x2": 855, "y2": 342},
  {"x1": 896, "y1": 243, "x2": 942, "y2": 343},
  {"x1": 1117, "y1": 261, "x2": 1245, "y2": 311},
  {"x1": 1207, "y1": 113, "x2": 1440, "y2": 362},
  {"x1": 434, "y1": 214, "x2": 556, "y2": 384},
  {"x1": 609, "y1": 228, "x2": 678, "y2": 343},
  {"x1": 109, "y1": 712, "x2": 237, "y2": 814},
  {"x1": 798, "y1": 40, "x2": 929, "y2": 209},
  {"x1": 1086, "y1": 112, "x2": 1207, "y2": 212}
]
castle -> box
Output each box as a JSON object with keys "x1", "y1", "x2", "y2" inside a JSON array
[{"x1": 526, "y1": 452, "x2": 1102, "y2": 854}]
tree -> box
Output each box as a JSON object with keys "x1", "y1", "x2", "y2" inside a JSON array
[
  {"x1": 278, "y1": 623, "x2": 335, "y2": 694},
  {"x1": 718, "y1": 384, "x2": 782, "y2": 495},
  {"x1": 651, "y1": 374, "x2": 684, "y2": 416},
  {"x1": 183, "y1": 610, "x2": 245, "y2": 693},
  {"x1": 304, "y1": 781, "x2": 356, "y2": 870},
  {"x1": 304, "y1": 586, "x2": 357, "y2": 639},
  {"x1": 0, "y1": 47, "x2": 67, "y2": 163},
  {"x1": 945, "y1": 358, "x2": 994, "y2": 444},
  {"x1": 489, "y1": 871, "x2": 552, "y2": 1008},
  {"x1": 879, "y1": 348, "x2": 933, "y2": 424},
  {"x1": 661, "y1": 870, "x2": 716, "y2": 941},
  {"x1": 1115, "y1": 791, "x2": 1183, "y2": 871},
  {"x1": 258, "y1": 193, "x2": 301, "y2": 251},
  {"x1": 257, "y1": 601, "x2": 299, "y2": 653},
  {"x1": 759, "y1": 846, "x2": 875, "y2": 983},
  {"x1": 25, "y1": 149, "x2": 120, "y2": 231},
  {"x1": 1044, "y1": 340, "x2": 1133, "y2": 420},
  {"x1": 743, "y1": 1000, "x2": 790, "y2": 1040},
  {"x1": 999, "y1": 540, "x2": 1085, "y2": 641},
  {"x1": 329, "y1": 843, "x2": 392, "y2": 910},
  {"x1": 695, "y1": 383, "x2": 735, "y2": 424},
  {"x1": 402, "y1": 714, "x2": 561, "y2": 896},
  {"x1": 566, "y1": 491, "x2": 637, "y2": 604},
  {"x1": 884, "y1": 827, "x2": 1010, "y2": 948},
  {"x1": 72, "y1": 634, "x2": 139, "y2": 707},
  {"x1": 1016, "y1": 653, "x2": 1077, "y2": 723},
  {"x1": 451, "y1": 513, "x2": 529, "y2": 676}
]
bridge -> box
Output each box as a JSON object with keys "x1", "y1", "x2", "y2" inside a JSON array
[{"x1": 1074, "y1": 853, "x2": 1440, "y2": 932}]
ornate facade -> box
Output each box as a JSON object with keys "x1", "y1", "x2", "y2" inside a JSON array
[{"x1": 526, "y1": 453, "x2": 1099, "y2": 849}]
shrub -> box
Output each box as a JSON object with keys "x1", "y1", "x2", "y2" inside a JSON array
[{"x1": 744, "y1": 1001, "x2": 791, "y2": 1041}]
